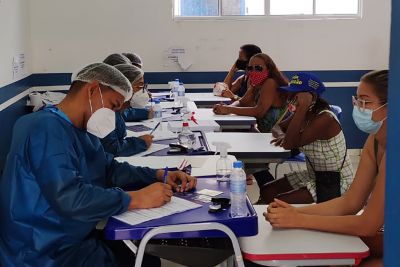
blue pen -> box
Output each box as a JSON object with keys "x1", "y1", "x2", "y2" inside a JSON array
[{"x1": 163, "y1": 167, "x2": 168, "y2": 184}]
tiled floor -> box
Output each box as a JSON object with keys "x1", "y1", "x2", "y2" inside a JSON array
[{"x1": 161, "y1": 152, "x2": 362, "y2": 267}]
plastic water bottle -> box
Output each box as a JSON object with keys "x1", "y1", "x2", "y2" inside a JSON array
[
  {"x1": 177, "y1": 82, "x2": 185, "y2": 106},
  {"x1": 178, "y1": 122, "x2": 196, "y2": 149},
  {"x1": 153, "y1": 99, "x2": 163, "y2": 122},
  {"x1": 230, "y1": 161, "x2": 247, "y2": 218},
  {"x1": 171, "y1": 79, "x2": 179, "y2": 98},
  {"x1": 213, "y1": 142, "x2": 232, "y2": 182}
]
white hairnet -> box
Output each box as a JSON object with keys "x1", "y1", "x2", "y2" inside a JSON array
[
  {"x1": 71, "y1": 63, "x2": 133, "y2": 101},
  {"x1": 114, "y1": 64, "x2": 144, "y2": 85},
  {"x1": 103, "y1": 53, "x2": 131, "y2": 66},
  {"x1": 122, "y1": 53, "x2": 143, "y2": 68}
]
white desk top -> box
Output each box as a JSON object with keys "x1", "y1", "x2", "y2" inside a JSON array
[
  {"x1": 168, "y1": 120, "x2": 220, "y2": 132},
  {"x1": 239, "y1": 205, "x2": 369, "y2": 265},
  {"x1": 193, "y1": 108, "x2": 256, "y2": 124},
  {"x1": 185, "y1": 93, "x2": 231, "y2": 104},
  {"x1": 204, "y1": 132, "x2": 289, "y2": 154},
  {"x1": 116, "y1": 155, "x2": 237, "y2": 177}
]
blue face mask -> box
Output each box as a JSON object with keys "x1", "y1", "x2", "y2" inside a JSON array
[{"x1": 352, "y1": 104, "x2": 387, "y2": 134}]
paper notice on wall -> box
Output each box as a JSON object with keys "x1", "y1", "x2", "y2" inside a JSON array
[
  {"x1": 12, "y1": 53, "x2": 26, "y2": 79},
  {"x1": 163, "y1": 47, "x2": 193, "y2": 71}
]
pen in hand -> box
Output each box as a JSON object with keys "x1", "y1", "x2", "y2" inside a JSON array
[{"x1": 163, "y1": 166, "x2": 168, "y2": 184}]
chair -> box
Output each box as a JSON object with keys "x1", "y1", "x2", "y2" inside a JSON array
[{"x1": 274, "y1": 105, "x2": 343, "y2": 178}]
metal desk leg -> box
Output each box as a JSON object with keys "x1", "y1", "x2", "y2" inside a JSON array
[{"x1": 131, "y1": 222, "x2": 245, "y2": 267}]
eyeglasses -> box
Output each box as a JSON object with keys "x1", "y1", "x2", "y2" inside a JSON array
[
  {"x1": 134, "y1": 83, "x2": 149, "y2": 93},
  {"x1": 246, "y1": 65, "x2": 264, "y2": 72},
  {"x1": 352, "y1": 95, "x2": 386, "y2": 112}
]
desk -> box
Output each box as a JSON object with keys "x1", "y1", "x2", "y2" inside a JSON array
[
  {"x1": 194, "y1": 108, "x2": 256, "y2": 130},
  {"x1": 185, "y1": 93, "x2": 231, "y2": 106},
  {"x1": 204, "y1": 132, "x2": 291, "y2": 163},
  {"x1": 116, "y1": 155, "x2": 237, "y2": 177},
  {"x1": 105, "y1": 178, "x2": 258, "y2": 267},
  {"x1": 240, "y1": 205, "x2": 370, "y2": 267}
]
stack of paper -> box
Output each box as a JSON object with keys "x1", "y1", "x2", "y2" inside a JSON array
[{"x1": 113, "y1": 197, "x2": 201, "y2": 226}]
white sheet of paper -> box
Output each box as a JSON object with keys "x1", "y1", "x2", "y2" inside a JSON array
[
  {"x1": 126, "y1": 129, "x2": 178, "y2": 141},
  {"x1": 196, "y1": 189, "x2": 223, "y2": 197},
  {"x1": 131, "y1": 143, "x2": 169, "y2": 157},
  {"x1": 113, "y1": 197, "x2": 201, "y2": 226},
  {"x1": 116, "y1": 156, "x2": 207, "y2": 169}
]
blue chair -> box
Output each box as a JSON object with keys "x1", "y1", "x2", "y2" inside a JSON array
[
  {"x1": 330, "y1": 105, "x2": 343, "y2": 120},
  {"x1": 274, "y1": 105, "x2": 343, "y2": 178}
]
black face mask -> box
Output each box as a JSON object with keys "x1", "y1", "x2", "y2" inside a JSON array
[{"x1": 235, "y1": 59, "x2": 248, "y2": 70}]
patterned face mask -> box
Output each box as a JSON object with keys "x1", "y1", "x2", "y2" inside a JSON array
[{"x1": 248, "y1": 69, "x2": 269, "y2": 87}]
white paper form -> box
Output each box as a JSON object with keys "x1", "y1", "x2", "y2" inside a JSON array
[
  {"x1": 113, "y1": 197, "x2": 201, "y2": 226},
  {"x1": 131, "y1": 143, "x2": 169, "y2": 157}
]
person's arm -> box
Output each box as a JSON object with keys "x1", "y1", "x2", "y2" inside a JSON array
[
  {"x1": 29, "y1": 125, "x2": 131, "y2": 222},
  {"x1": 281, "y1": 102, "x2": 340, "y2": 150},
  {"x1": 229, "y1": 75, "x2": 245, "y2": 95},
  {"x1": 223, "y1": 62, "x2": 239, "y2": 88},
  {"x1": 296, "y1": 135, "x2": 377, "y2": 216},
  {"x1": 101, "y1": 130, "x2": 147, "y2": 157},
  {"x1": 105, "y1": 153, "x2": 159, "y2": 190},
  {"x1": 222, "y1": 79, "x2": 277, "y2": 118},
  {"x1": 266, "y1": 136, "x2": 384, "y2": 236},
  {"x1": 122, "y1": 108, "x2": 150, "y2": 122}
]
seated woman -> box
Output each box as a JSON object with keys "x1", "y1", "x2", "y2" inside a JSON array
[
  {"x1": 103, "y1": 53, "x2": 153, "y2": 121},
  {"x1": 214, "y1": 53, "x2": 289, "y2": 187},
  {"x1": 260, "y1": 73, "x2": 354, "y2": 204},
  {"x1": 265, "y1": 70, "x2": 388, "y2": 267},
  {"x1": 100, "y1": 64, "x2": 153, "y2": 157},
  {"x1": 217, "y1": 44, "x2": 262, "y2": 101}
]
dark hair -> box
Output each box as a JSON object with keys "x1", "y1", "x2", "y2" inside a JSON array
[
  {"x1": 103, "y1": 53, "x2": 130, "y2": 66},
  {"x1": 251, "y1": 53, "x2": 288, "y2": 86},
  {"x1": 361, "y1": 70, "x2": 388, "y2": 101},
  {"x1": 240, "y1": 44, "x2": 262, "y2": 60},
  {"x1": 122, "y1": 53, "x2": 143, "y2": 68},
  {"x1": 310, "y1": 97, "x2": 331, "y2": 115},
  {"x1": 67, "y1": 81, "x2": 87, "y2": 95}
]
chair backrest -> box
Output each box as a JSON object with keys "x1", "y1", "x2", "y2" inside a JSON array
[{"x1": 329, "y1": 105, "x2": 343, "y2": 121}]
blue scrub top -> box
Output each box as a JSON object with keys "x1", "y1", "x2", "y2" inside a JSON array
[
  {"x1": 121, "y1": 107, "x2": 149, "y2": 122},
  {"x1": 101, "y1": 112, "x2": 147, "y2": 157},
  {"x1": 0, "y1": 106, "x2": 158, "y2": 267}
]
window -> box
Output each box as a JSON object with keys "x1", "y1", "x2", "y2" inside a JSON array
[
  {"x1": 173, "y1": 0, "x2": 360, "y2": 18},
  {"x1": 270, "y1": 0, "x2": 360, "y2": 16},
  {"x1": 174, "y1": 0, "x2": 265, "y2": 17}
]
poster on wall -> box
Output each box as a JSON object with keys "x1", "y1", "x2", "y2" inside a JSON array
[
  {"x1": 12, "y1": 53, "x2": 26, "y2": 80},
  {"x1": 163, "y1": 46, "x2": 193, "y2": 71}
]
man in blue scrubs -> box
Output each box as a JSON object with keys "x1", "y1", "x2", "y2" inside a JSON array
[{"x1": 0, "y1": 63, "x2": 196, "y2": 267}]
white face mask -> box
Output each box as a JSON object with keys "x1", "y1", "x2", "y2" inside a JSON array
[
  {"x1": 86, "y1": 87, "x2": 116, "y2": 138},
  {"x1": 130, "y1": 89, "x2": 150, "y2": 108}
]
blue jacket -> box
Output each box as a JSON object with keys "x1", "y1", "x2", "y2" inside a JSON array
[
  {"x1": 101, "y1": 112, "x2": 147, "y2": 157},
  {"x1": 121, "y1": 107, "x2": 149, "y2": 122},
  {"x1": 0, "y1": 106, "x2": 158, "y2": 267}
]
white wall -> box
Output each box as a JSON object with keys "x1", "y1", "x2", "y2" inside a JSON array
[
  {"x1": 0, "y1": 0, "x2": 31, "y2": 87},
  {"x1": 30, "y1": 0, "x2": 391, "y2": 74}
]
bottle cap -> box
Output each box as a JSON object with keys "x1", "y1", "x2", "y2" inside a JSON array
[{"x1": 233, "y1": 161, "x2": 243, "y2": 168}]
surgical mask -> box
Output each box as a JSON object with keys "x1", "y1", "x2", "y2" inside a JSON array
[
  {"x1": 130, "y1": 90, "x2": 150, "y2": 108},
  {"x1": 87, "y1": 87, "x2": 116, "y2": 138},
  {"x1": 352, "y1": 103, "x2": 387, "y2": 134},
  {"x1": 248, "y1": 70, "x2": 269, "y2": 87},
  {"x1": 235, "y1": 59, "x2": 248, "y2": 70}
]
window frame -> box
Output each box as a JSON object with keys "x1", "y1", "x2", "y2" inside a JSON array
[{"x1": 172, "y1": 0, "x2": 362, "y2": 21}]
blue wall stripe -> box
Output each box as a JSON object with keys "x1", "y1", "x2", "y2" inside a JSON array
[
  {"x1": 0, "y1": 76, "x2": 32, "y2": 104},
  {"x1": 25, "y1": 70, "x2": 372, "y2": 87},
  {"x1": 385, "y1": 0, "x2": 400, "y2": 265}
]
